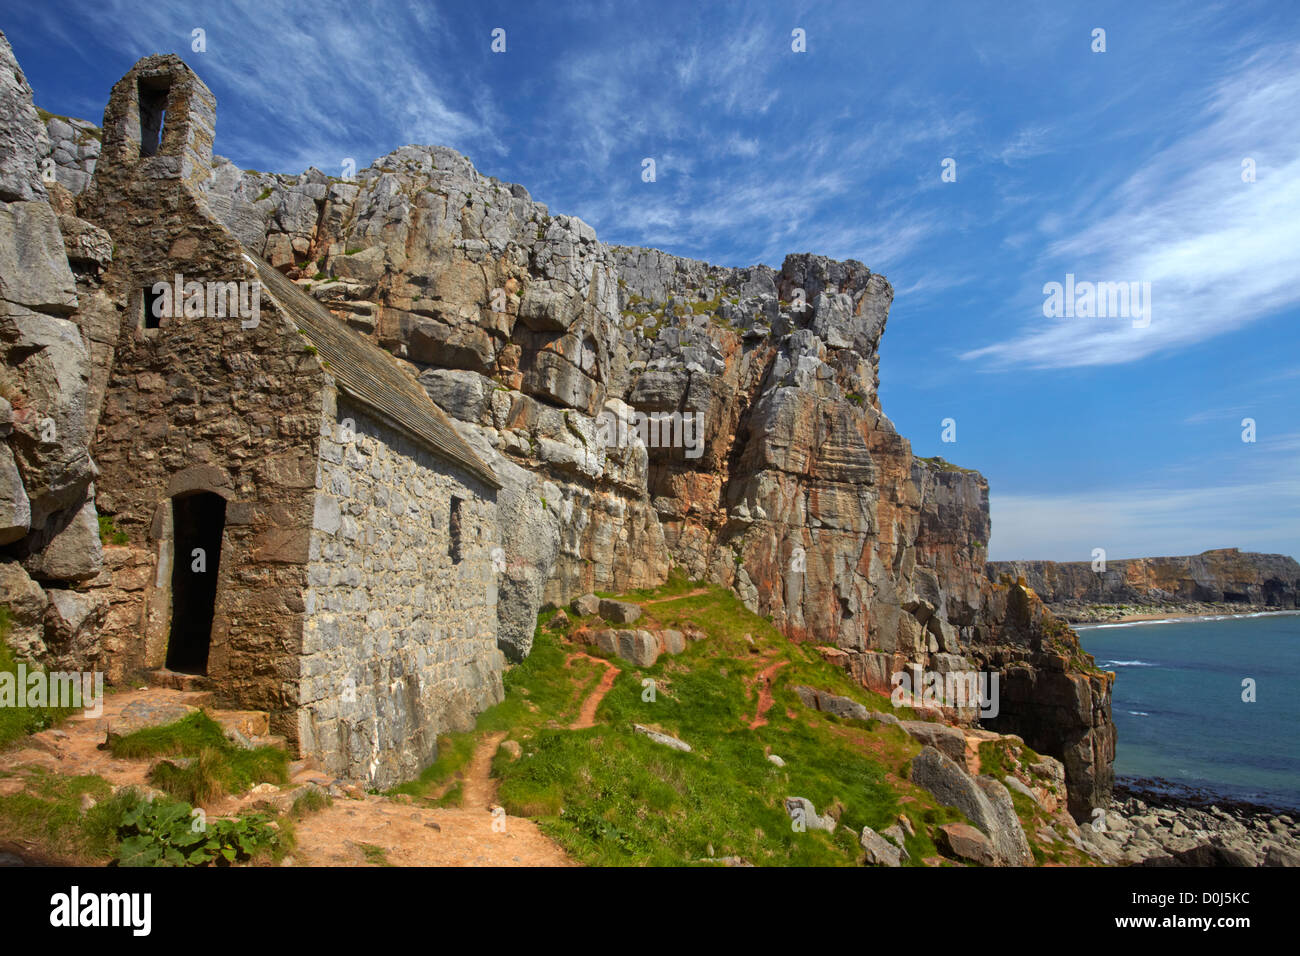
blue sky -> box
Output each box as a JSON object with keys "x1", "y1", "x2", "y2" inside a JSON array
[{"x1": 4, "y1": 0, "x2": 1298, "y2": 562}]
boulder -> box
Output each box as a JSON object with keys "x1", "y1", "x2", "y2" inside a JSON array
[
  {"x1": 935, "y1": 823, "x2": 996, "y2": 865},
  {"x1": 617, "y1": 629, "x2": 659, "y2": 667},
  {"x1": 860, "y1": 826, "x2": 903, "y2": 866},
  {"x1": 899, "y1": 719, "x2": 968, "y2": 763},
  {"x1": 909, "y1": 746, "x2": 1032, "y2": 866},
  {"x1": 659, "y1": 629, "x2": 685, "y2": 655},
  {"x1": 22, "y1": 494, "x2": 102, "y2": 582},
  {"x1": 0, "y1": 559, "x2": 48, "y2": 660},
  {"x1": 784, "y1": 796, "x2": 835, "y2": 833},
  {"x1": 633, "y1": 724, "x2": 690, "y2": 752},
  {"x1": 598, "y1": 598, "x2": 641, "y2": 625},
  {"x1": 793, "y1": 684, "x2": 870, "y2": 721},
  {"x1": 572, "y1": 593, "x2": 601, "y2": 617},
  {"x1": 41, "y1": 587, "x2": 107, "y2": 664},
  {"x1": 0, "y1": 440, "x2": 30, "y2": 544}
]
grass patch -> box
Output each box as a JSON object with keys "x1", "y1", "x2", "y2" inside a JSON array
[
  {"x1": 0, "y1": 608, "x2": 77, "y2": 747},
  {"x1": 0, "y1": 769, "x2": 119, "y2": 863},
  {"x1": 109, "y1": 711, "x2": 288, "y2": 803},
  {"x1": 385, "y1": 731, "x2": 476, "y2": 800},
  {"x1": 358, "y1": 842, "x2": 392, "y2": 866},
  {"x1": 97, "y1": 514, "x2": 129, "y2": 545}
]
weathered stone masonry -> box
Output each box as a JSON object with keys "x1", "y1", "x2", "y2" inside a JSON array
[{"x1": 300, "y1": 394, "x2": 503, "y2": 787}]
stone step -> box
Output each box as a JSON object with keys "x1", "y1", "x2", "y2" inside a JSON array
[
  {"x1": 213, "y1": 709, "x2": 270, "y2": 738},
  {"x1": 145, "y1": 669, "x2": 215, "y2": 693}
]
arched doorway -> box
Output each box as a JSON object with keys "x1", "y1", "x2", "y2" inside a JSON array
[{"x1": 166, "y1": 491, "x2": 226, "y2": 674}]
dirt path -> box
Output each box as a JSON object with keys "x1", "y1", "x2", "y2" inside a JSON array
[
  {"x1": 289, "y1": 727, "x2": 573, "y2": 867},
  {"x1": 748, "y1": 659, "x2": 788, "y2": 729},
  {"x1": 461, "y1": 731, "x2": 507, "y2": 809},
  {"x1": 0, "y1": 687, "x2": 575, "y2": 867},
  {"x1": 640, "y1": 588, "x2": 708, "y2": 604},
  {"x1": 289, "y1": 799, "x2": 575, "y2": 867},
  {"x1": 567, "y1": 653, "x2": 620, "y2": 730}
]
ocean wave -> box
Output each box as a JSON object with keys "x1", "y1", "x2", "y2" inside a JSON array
[
  {"x1": 1101, "y1": 659, "x2": 1156, "y2": 667},
  {"x1": 1128, "y1": 711, "x2": 1151, "y2": 717}
]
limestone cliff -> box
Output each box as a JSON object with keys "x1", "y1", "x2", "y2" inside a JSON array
[
  {"x1": 989, "y1": 549, "x2": 1300, "y2": 619},
  {"x1": 0, "y1": 30, "x2": 115, "y2": 668},
  {"x1": 12, "y1": 60, "x2": 1116, "y2": 816}
]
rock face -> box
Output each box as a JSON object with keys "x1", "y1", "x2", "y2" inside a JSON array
[
  {"x1": 1, "y1": 49, "x2": 1116, "y2": 816},
  {"x1": 0, "y1": 30, "x2": 108, "y2": 660},
  {"x1": 989, "y1": 549, "x2": 1300, "y2": 617}
]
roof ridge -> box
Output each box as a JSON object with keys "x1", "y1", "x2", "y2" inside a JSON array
[{"x1": 243, "y1": 251, "x2": 500, "y2": 490}]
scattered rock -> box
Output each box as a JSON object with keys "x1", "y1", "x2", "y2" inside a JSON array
[
  {"x1": 793, "y1": 684, "x2": 869, "y2": 721},
  {"x1": 498, "y1": 739, "x2": 522, "y2": 760},
  {"x1": 632, "y1": 724, "x2": 690, "y2": 752},
  {"x1": 860, "y1": 826, "x2": 903, "y2": 866},
  {"x1": 767, "y1": 753, "x2": 786, "y2": 768},
  {"x1": 598, "y1": 598, "x2": 642, "y2": 625},
  {"x1": 935, "y1": 822, "x2": 996, "y2": 865},
  {"x1": 784, "y1": 796, "x2": 835, "y2": 833}
]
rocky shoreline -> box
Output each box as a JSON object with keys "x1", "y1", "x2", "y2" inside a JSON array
[{"x1": 1082, "y1": 779, "x2": 1300, "y2": 866}]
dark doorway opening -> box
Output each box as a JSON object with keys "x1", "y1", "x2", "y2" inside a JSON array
[
  {"x1": 138, "y1": 77, "x2": 169, "y2": 157},
  {"x1": 166, "y1": 492, "x2": 226, "y2": 674}
]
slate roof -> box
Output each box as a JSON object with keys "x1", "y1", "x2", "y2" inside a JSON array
[{"x1": 245, "y1": 252, "x2": 500, "y2": 490}]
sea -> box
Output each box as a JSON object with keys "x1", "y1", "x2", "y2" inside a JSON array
[{"x1": 1075, "y1": 611, "x2": 1300, "y2": 812}]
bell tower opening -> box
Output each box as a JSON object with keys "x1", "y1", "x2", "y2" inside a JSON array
[{"x1": 138, "y1": 76, "x2": 170, "y2": 157}]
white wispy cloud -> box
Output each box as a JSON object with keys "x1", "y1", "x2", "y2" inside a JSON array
[
  {"x1": 964, "y1": 43, "x2": 1300, "y2": 369},
  {"x1": 58, "y1": 0, "x2": 505, "y2": 172},
  {"x1": 989, "y1": 478, "x2": 1300, "y2": 563}
]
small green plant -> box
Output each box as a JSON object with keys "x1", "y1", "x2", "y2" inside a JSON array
[
  {"x1": 290, "y1": 788, "x2": 331, "y2": 818},
  {"x1": 255, "y1": 187, "x2": 273, "y2": 202},
  {"x1": 113, "y1": 792, "x2": 280, "y2": 867},
  {"x1": 97, "y1": 514, "x2": 129, "y2": 546},
  {"x1": 358, "y1": 842, "x2": 392, "y2": 866}
]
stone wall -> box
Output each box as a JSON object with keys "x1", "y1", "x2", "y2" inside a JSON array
[{"x1": 298, "y1": 394, "x2": 503, "y2": 788}]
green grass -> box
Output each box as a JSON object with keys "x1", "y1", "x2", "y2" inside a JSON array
[
  {"x1": 385, "y1": 731, "x2": 477, "y2": 801},
  {"x1": 358, "y1": 842, "x2": 393, "y2": 866},
  {"x1": 109, "y1": 711, "x2": 288, "y2": 803},
  {"x1": 290, "y1": 787, "x2": 332, "y2": 818},
  {"x1": 97, "y1": 514, "x2": 129, "y2": 545},
  {"x1": 0, "y1": 608, "x2": 78, "y2": 747},
  {"x1": 389, "y1": 571, "x2": 1029, "y2": 866},
  {"x1": 0, "y1": 769, "x2": 120, "y2": 862}
]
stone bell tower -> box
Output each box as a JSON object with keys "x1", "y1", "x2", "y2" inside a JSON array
[{"x1": 93, "y1": 54, "x2": 215, "y2": 193}]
